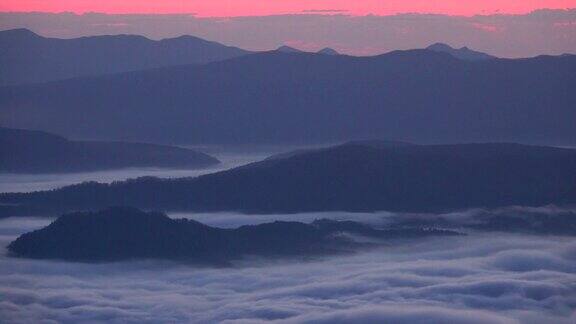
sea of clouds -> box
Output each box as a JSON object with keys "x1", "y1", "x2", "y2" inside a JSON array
[{"x1": 1, "y1": 208, "x2": 575, "y2": 323}]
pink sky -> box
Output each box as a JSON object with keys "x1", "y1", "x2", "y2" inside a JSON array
[{"x1": 1, "y1": 0, "x2": 575, "y2": 16}]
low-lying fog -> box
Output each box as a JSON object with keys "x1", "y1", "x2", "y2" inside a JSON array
[
  {"x1": 1, "y1": 146, "x2": 575, "y2": 323},
  {"x1": 0, "y1": 147, "x2": 277, "y2": 193},
  {"x1": 1, "y1": 208, "x2": 576, "y2": 323}
]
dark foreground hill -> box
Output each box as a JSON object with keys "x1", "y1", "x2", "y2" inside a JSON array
[
  {"x1": 0, "y1": 28, "x2": 250, "y2": 86},
  {"x1": 1, "y1": 49, "x2": 574, "y2": 145},
  {"x1": 1, "y1": 142, "x2": 575, "y2": 217},
  {"x1": 0, "y1": 127, "x2": 219, "y2": 173},
  {"x1": 7, "y1": 207, "x2": 459, "y2": 263}
]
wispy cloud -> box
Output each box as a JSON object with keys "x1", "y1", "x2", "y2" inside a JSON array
[{"x1": 301, "y1": 9, "x2": 349, "y2": 14}]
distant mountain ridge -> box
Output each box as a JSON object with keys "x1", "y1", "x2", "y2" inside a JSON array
[
  {"x1": 426, "y1": 42, "x2": 495, "y2": 61},
  {"x1": 1, "y1": 49, "x2": 574, "y2": 145},
  {"x1": 0, "y1": 127, "x2": 219, "y2": 173},
  {"x1": 2, "y1": 142, "x2": 575, "y2": 217},
  {"x1": 0, "y1": 28, "x2": 251, "y2": 85}
]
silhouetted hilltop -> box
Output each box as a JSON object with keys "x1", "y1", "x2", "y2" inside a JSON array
[
  {"x1": 0, "y1": 127, "x2": 219, "y2": 173},
  {"x1": 0, "y1": 28, "x2": 250, "y2": 86},
  {"x1": 426, "y1": 43, "x2": 495, "y2": 61},
  {"x1": 317, "y1": 48, "x2": 339, "y2": 55},
  {"x1": 276, "y1": 45, "x2": 304, "y2": 53},
  {"x1": 0, "y1": 28, "x2": 41, "y2": 41},
  {"x1": 341, "y1": 139, "x2": 415, "y2": 149},
  {"x1": 2, "y1": 142, "x2": 575, "y2": 217},
  {"x1": 1, "y1": 49, "x2": 574, "y2": 145},
  {"x1": 7, "y1": 207, "x2": 459, "y2": 262},
  {"x1": 265, "y1": 139, "x2": 415, "y2": 161},
  {"x1": 0, "y1": 126, "x2": 67, "y2": 146}
]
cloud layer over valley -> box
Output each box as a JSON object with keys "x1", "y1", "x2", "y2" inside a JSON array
[{"x1": 1, "y1": 207, "x2": 576, "y2": 323}]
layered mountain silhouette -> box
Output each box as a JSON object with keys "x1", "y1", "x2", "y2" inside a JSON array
[
  {"x1": 7, "y1": 207, "x2": 459, "y2": 263},
  {"x1": 426, "y1": 43, "x2": 495, "y2": 61},
  {"x1": 0, "y1": 127, "x2": 219, "y2": 173},
  {"x1": 1, "y1": 49, "x2": 574, "y2": 145},
  {"x1": 0, "y1": 28, "x2": 250, "y2": 86},
  {"x1": 2, "y1": 142, "x2": 575, "y2": 217}
]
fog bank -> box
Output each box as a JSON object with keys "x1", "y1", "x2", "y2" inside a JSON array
[{"x1": 1, "y1": 210, "x2": 575, "y2": 323}]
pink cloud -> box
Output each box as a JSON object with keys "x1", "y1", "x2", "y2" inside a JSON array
[{"x1": 1, "y1": 0, "x2": 575, "y2": 17}]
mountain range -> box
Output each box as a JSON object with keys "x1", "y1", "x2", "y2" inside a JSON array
[
  {"x1": 2, "y1": 141, "x2": 575, "y2": 217},
  {"x1": 1, "y1": 29, "x2": 574, "y2": 146},
  {"x1": 0, "y1": 28, "x2": 250, "y2": 86},
  {"x1": 1, "y1": 45, "x2": 574, "y2": 145}
]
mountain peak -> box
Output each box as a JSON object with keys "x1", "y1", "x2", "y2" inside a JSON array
[
  {"x1": 427, "y1": 42, "x2": 454, "y2": 51},
  {"x1": 0, "y1": 28, "x2": 40, "y2": 40},
  {"x1": 162, "y1": 34, "x2": 206, "y2": 43},
  {"x1": 276, "y1": 45, "x2": 304, "y2": 53},
  {"x1": 0, "y1": 30, "x2": 250, "y2": 86},
  {"x1": 317, "y1": 47, "x2": 339, "y2": 55},
  {"x1": 426, "y1": 42, "x2": 495, "y2": 61}
]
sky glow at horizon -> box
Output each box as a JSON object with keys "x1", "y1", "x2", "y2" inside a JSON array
[{"x1": 1, "y1": 0, "x2": 575, "y2": 17}]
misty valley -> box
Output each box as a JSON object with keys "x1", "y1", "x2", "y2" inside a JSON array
[
  {"x1": 1, "y1": 205, "x2": 576, "y2": 323},
  {"x1": 2, "y1": 140, "x2": 576, "y2": 323}
]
